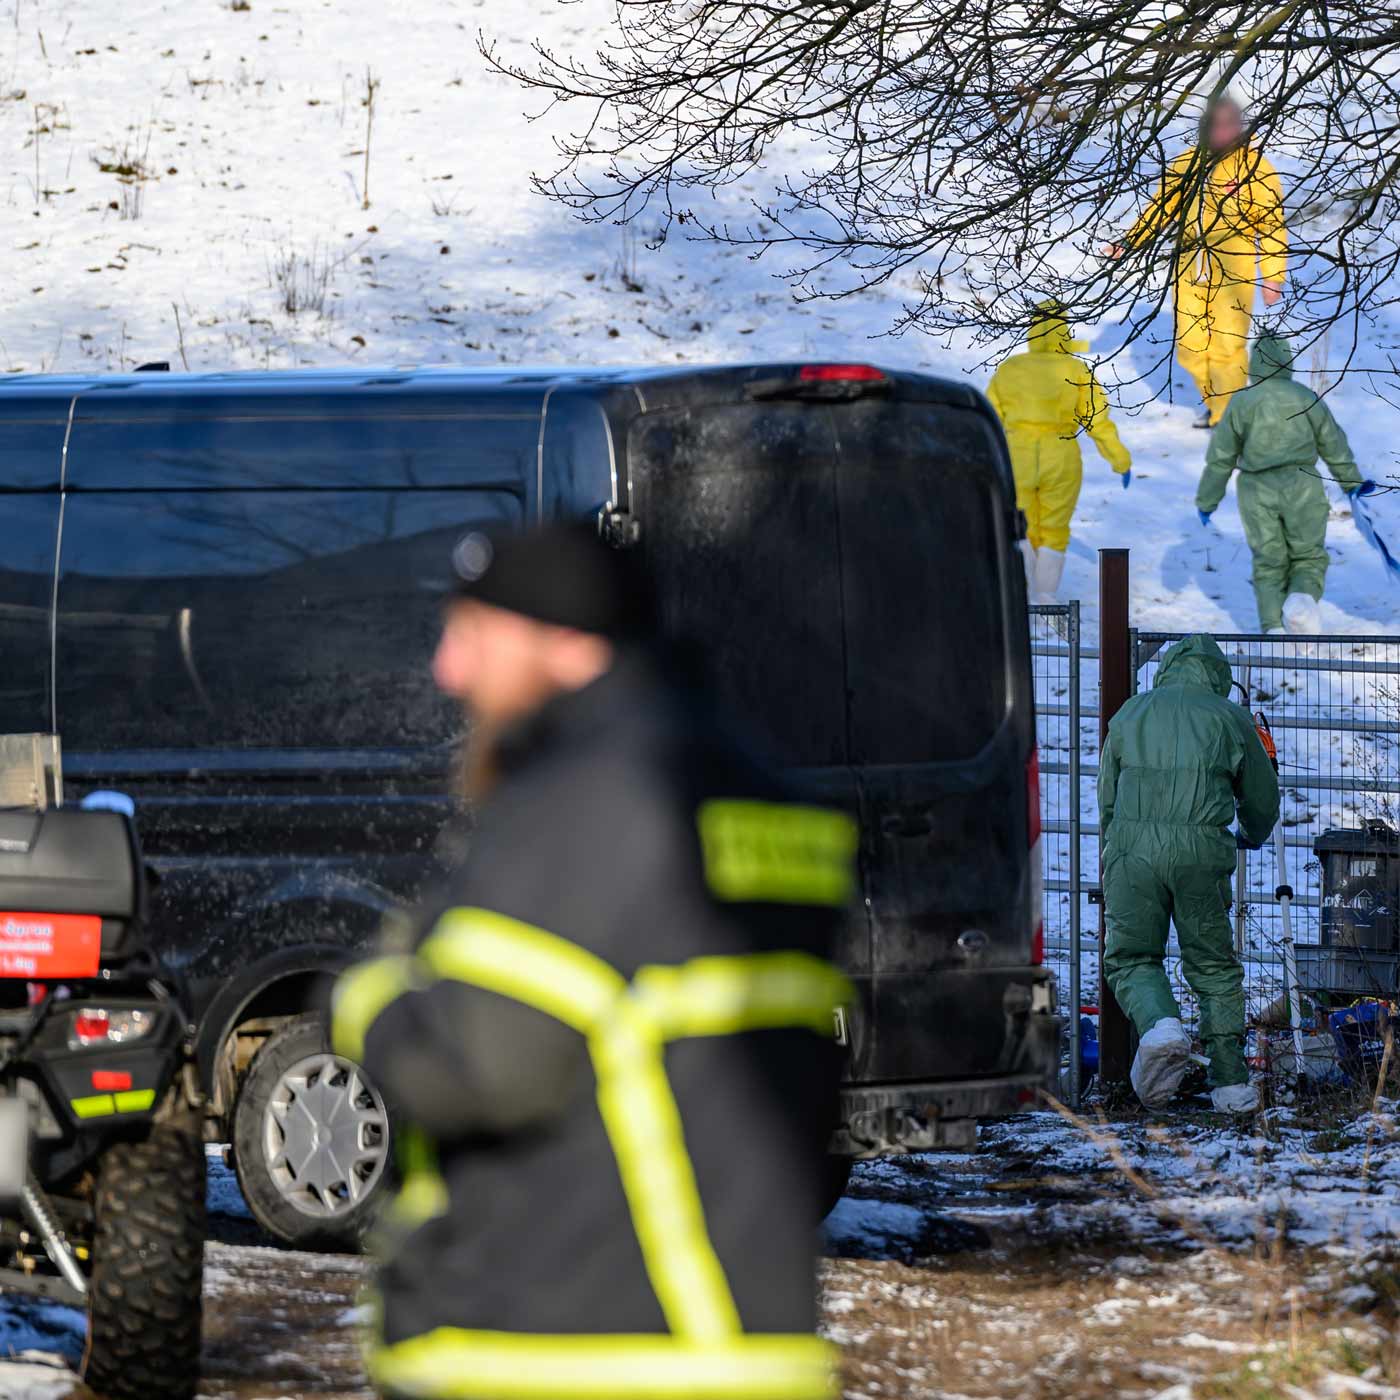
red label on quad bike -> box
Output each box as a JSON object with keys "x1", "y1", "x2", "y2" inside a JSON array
[{"x1": 0, "y1": 912, "x2": 102, "y2": 979}]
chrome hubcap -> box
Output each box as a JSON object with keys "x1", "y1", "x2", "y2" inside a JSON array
[{"x1": 262, "y1": 1053, "x2": 389, "y2": 1218}]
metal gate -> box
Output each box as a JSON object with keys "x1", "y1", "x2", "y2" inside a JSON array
[{"x1": 1029, "y1": 602, "x2": 1091, "y2": 1103}]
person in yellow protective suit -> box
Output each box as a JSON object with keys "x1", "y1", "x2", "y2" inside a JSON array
[
  {"x1": 986, "y1": 305, "x2": 1132, "y2": 604},
  {"x1": 1111, "y1": 98, "x2": 1287, "y2": 428}
]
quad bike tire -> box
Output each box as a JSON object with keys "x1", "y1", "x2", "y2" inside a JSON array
[{"x1": 83, "y1": 1122, "x2": 206, "y2": 1400}]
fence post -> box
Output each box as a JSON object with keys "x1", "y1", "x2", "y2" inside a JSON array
[
  {"x1": 1234, "y1": 850, "x2": 1248, "y2": 956},
  {"x1": 1098, "y1": 550, "x2": 1133, "y2": 1085},
  {"x1": 1066, "y1": 600, "x2": 1083, "y2": 1107}
]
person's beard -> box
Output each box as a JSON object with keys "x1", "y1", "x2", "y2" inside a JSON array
[{"x1": 456, "y1": 711, "x2": 504, "y2": 803}]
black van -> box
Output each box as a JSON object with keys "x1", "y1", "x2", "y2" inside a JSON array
[{"x1": 0, "y1": 363, "x2": 1057, "y2": 1245}]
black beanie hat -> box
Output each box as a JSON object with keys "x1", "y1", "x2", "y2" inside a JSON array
[{"x1": 449, "y1": 521, "x2": 656, "y2": 639}]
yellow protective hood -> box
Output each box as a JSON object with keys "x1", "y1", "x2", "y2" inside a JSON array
[{"x1": 1028, "y1": 307, "x2": 1088, "y2": 355}]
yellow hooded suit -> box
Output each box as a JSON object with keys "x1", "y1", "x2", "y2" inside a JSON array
[
  {"x1": 987, "y1": 309, "x2": 1131, "y2": 601},
  {"x1": 1127, "y1": 144, "x2": 1287, "y2": 424}
]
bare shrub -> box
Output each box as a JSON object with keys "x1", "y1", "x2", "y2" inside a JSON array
[{"x1": 268, "y1": 242, "x2": 340, "y2": 316}]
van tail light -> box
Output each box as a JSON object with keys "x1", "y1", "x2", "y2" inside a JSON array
[
  {"x1": 797, "y1": 364, "x2": 886, "y2": 382},
  {"x1": 1027, "y1": 746, "x2": 1044, "y2": 965},
  {"x1": 748, "y1": 365, "x2": 890, "y2": 401}
]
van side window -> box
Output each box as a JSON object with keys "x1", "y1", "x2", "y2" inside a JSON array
[
  {"x1": 55, "y1": 490, "x2": 521, "y2": 751},
  {"x1": 66, "y1": 401, "x2": 541, "y2": 491},
  {"x1": 0, "y1": 496, "x2": 59, "y2": 733}
]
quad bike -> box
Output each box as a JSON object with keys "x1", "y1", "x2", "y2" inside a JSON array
[{"x1": 0, "y1": 773, "x2": 204, "y2": 1400}]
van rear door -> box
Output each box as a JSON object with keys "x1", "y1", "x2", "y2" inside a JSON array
[{"x1": 628, "y1": 377, "x2": 1035, "y2": 1087}]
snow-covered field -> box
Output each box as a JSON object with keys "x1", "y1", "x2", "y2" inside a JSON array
[{"x1": 4, "y1": 0, "x2": 1399, "y2": 638}]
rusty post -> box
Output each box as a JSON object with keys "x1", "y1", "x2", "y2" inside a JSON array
[{"x1": 1098, "y1": 549, "x2": 1133, "y2": 1085}]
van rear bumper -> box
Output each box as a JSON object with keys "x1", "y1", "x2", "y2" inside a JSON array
[{"x1": 833, "y1": 969, "x2": 1061, "y2": 1154}]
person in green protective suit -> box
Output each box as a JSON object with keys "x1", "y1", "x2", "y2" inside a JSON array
[
  {"x1": 1197, "y1": 334, "x2": 1368, "y2": 635},
  {"x1": 1099, "y1": 634, "x2": 1280, "y2": 1113}
]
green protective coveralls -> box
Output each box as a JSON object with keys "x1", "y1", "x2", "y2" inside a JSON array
[
  {"x1": 1099, "y1": 634, "x2": 1280, "y2": 1088},
  {"x1": 1197, "y1": 335, "x2": 1363, "y2": 632}
]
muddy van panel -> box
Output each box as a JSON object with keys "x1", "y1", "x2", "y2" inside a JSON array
[{"x1": 623, "y1": 369, "x2": 1055, "y2": 1127}]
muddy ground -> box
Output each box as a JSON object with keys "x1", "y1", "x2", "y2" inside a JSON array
[{"x1": 1, "y1": 1108, "x2": 1396, "y2": 1400}]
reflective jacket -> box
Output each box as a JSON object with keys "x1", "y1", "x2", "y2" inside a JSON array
[{"x1": 332, "y1": 652, "x2": 854, "y2": 1400}]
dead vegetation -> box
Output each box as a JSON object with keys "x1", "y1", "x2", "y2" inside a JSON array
[{"x1": 268, "y1": 241, "x2": 341, "y2": 317}]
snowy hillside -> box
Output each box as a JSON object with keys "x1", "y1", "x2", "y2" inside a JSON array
[{"x1": 3, "y1": 0, "x2": 1398, "y2": 636}]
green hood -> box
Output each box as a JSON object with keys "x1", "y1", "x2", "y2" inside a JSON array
[
  {"x1": 1153, "y1": 633, "x2": 1233, "y2": 697},
  {"x1": 1249, "y1": 333, "x2": 1295, "y2": 383}
]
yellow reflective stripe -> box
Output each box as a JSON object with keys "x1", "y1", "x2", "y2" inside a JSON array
[
  {"x1": 632, "y1": 953, "x2": 854, "y2": 1039},
  {"x1": 332, "y1": 954, "x2": 424, "y2": 1062},
  {"x1": 698, "y1": 800, "x2": 857, "y2": 907},
  {"x1": 70, "y1": 1094, "x2": 115, "y2": 1119},
  {"x1": 401, "y1": 909, "x2": 850, "y2": 1351},
  {"x1": 594, "y1": 1000, "x2": 740, "y2": 1342},
  {"x1": 420, "y1": 908, "x2": 625, "y2": 1035},
  {"x1": 418, "y1": 908, "x2": 735, "y2": 1340},
  {"x1": 391, "y1": 1126, "x2": 449, "y2": 1228},
  {"x1": 370, "y1": 1329, "x2": 839, "y2": 1400},
  {"x1": 71, "y1": 1089, "x2": 159, "y2": 1119}
]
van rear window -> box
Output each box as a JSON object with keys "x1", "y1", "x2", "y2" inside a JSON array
[{"x1": 632, "y1": 400, "x2": 1009, "y2": 767}]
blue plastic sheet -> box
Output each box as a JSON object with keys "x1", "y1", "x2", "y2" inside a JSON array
[{"x1": 1352, "y1": 493, "x2": 1400, "y2": 585}]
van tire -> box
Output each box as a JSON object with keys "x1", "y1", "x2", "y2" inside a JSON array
[
  {"x1": 232, "y1": 1014, "x2": 391, "y2": 1251},
  {"x1": 83, "y1": 1124, "x2": 206, "y2": 1400}
]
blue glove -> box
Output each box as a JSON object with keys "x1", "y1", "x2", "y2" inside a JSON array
[
  {"x1": 1235, "y1": 830, "x2": 1262, "y2": 851},
  {"x1": 1198, "y1": 509, "x2": 1213, "y2": 527},
  {"x1": 1121, "y1": 470, "x2": 1132, "y2": 490},
  {"x1": 1346, "y1": 480, "x2": 1378, "y2": 498}
]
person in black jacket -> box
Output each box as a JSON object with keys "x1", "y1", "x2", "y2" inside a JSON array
[{"x1": 332, "y1": 522, "x2": 854, "y2": 1400}]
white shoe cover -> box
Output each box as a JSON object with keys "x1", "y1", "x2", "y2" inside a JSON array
[
  {"x1": 1282, "y1": 592, "x2": 1321, "y2": 635},
  {"x1": 1210, "y1": 1082, "x2": 1259, "y2": 1114},
  {"x1": 1019, "y1": 540, "x2": 1037, "y2": 596},
  {"x1": 1265, "y1": 627, "x2": 1286, "y2": 636},
  {"x1": 1032, "y1": 547, "x2": 1067, "y2": 605},
  {"x1": 1130, "y1": 1017, "x2": 1192, "y2": 1109}
]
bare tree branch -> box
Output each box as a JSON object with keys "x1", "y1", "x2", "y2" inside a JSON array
[{"x1": 484, "y1": 1, "x2": 1400, "y2": 399}]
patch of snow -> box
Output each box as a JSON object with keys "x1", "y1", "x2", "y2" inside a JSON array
[
  {"x1": 1178, "y1": 1332, "x2": 1262, "y2": 1353},
  {"x1": 0, "y1": 1355, "x2": 82, "y2": 1400}
]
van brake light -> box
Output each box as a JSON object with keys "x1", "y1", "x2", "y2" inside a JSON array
[
  {"x1": 747, "y1": 365, "x2": 890, "y2": 401},
  {"x1": 797, "y1": 364, "x2": 886, "y2": 382}
]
